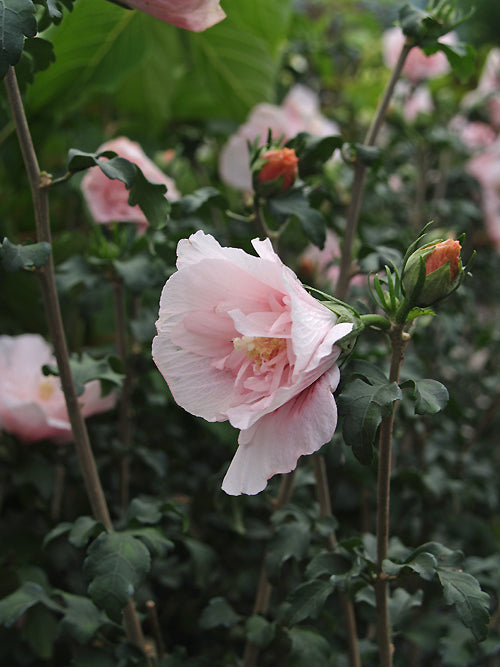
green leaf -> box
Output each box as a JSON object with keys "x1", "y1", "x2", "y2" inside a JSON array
[
  {"x1": 84, "y1": 531, "x2": 151, "y2": 622},
  {"x1": 125, "y1": 528, "x2": 173, "y2": 558},
  {"x1": 68, "y1": 516, "x2": 105, "y2": 548},
  {"x1": 388, "y1": 588, "x2": 423, "y2": 628},
  {"x1": 245, "y1": 615, "x2": 276, "y2": 649},
  {"x1": 43, "y1": 352, "x2": 124, "y2": 397},
  {"x1": 0, "y1": 582, "x2": 56, "y2": 626},
  {"x1": 0, "y1": 0, "x2": 37, "y2": 78},
  {"x1": 283, "y1": 579, "x2": 334, "y2": 625},
  {"x1": 199, "y1": 597, "x2": 241, "y2": 630},
  {"x1": 113, "y1": 253, "x2": 163, "y2": 293},
  {"x1": 126, "y1": 498, "x2": 162, "y2": 525},
  {"x1": 437, "y1": 569, "x2": 490, "y2": 642},
  {"x1": 338, "y1": 375, "x2": 402, "y2": 465},
  {"x1": 286, "y1": 627, "x2": 331, "y2": 667},
  {"x1": 438, "y1": 41, "x2": 476, "y2": 83},
  {"x1": 266, "y1": 519, "x2": 311, "y2": 579},
  {"x1": 287, "y1": 133, "x2": 343, "y2": 178},
  {"x1": 268, "y1": 189, "x2": 325, "y2": 248},
  {"x1": 400, "y1": 378, "x2": 449, "y2": 415},
  {"x1": 171, "y1": 187, "x2": 225, "y2": 217},
  {"x1": 383, "y1": 551, "x2": 437, "y2": 581},
  {"x1": 67, "y1": 149, "x2": 170, "y2": 228},
  {"x1": 306, "y1": 551, "x2": 354, "y2": 580},
  {"x1": 56, "y1": 592, "x2": 112, "y2": 643},
  {"x1": 0, "y1": 237, "x2": 51, "y2": 272},
  {"x1": 27, "y1": 0, "x2": 292, "y2": 127}
]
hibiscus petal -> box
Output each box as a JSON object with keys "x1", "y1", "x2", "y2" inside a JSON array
[{"x1": 222, "y1": 366, "x2": 340, "y2": 495}]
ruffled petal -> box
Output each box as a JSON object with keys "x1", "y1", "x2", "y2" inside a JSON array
[{"x1": 222, "y1": 366, "x2": 340, "y2": 495}]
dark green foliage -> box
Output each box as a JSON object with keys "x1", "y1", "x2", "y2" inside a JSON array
[{"x1": 0, "y1": 0, "x2": 37, "y2": 78}]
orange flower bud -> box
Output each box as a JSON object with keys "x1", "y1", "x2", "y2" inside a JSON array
[
  {"x1": 256, "y1": 147, "x2": 299, "y2": 193},
  {"x1": 424, "y1": 239, "x2": 461, "y2": 280}
]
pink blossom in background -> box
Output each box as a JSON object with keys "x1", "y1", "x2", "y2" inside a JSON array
[
  {"x1": 81, "y1": 137, "x2": 180, "y2": 234},
  {"x1": 119, "y1": 0, "x2": 226, "y2": 31},
  {"x1": 383, "y1": 27, "x2": 455, "y2": 83},
  {"x1": 0, "y1": 335, "x2": 116, "y2": 444},
  {"x1": 152, "y1": 231, "x2": 352, "y2": 495},
  {"x1": 298, "y1": 229, "x2": 365, "y2": 293},
  {"x1": 450, "y1": 116, "x2": 496, "y2": 151},
  {"x1": 219, "y1": 85, "x2": 340, "y2": 190},
  {"x1": 467, "y1": 138, "x2": 500, "y2": 250},
  {"x1": 402, "y1": 83, "x2": 434, "y2": 122}
]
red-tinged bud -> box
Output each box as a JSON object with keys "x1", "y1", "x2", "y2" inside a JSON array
[
  {"x1": 254, "y1": 147, "x2": 299, "y2": 195},
  {"x1": 403, "y1": 238, "x2": 463, "y2": 307}
]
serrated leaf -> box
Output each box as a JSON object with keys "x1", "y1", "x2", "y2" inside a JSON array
[
  {"x1": 84, "y1": 532, "x2": 151, "y2": 622},
  {"x1": 245, "y1": 615, "x2": 276, "y2": 649},
  {"x1": 43, "y1": 352, "x2": 124, "y2": 397},
  {"x1": 437, "y1": 569, "x2": 490, "y2": 642},
  {"x1": 283, "y1": 579, "x2": 334, "y2": 625},
  {"x1": 0, "y1": 0, "x2": 37, "y2": 78},
  {"x1": 268, "y1": 189, "x2": 325, "y2": 247},
  {"x1": 171, "y1": 187, "x2": 224, "y2": 217},
  {"x1": 0, "y1": 237, "x2": 51, "y2": 272},
  {"x1": 56, "y1": 592, "x2": 111, "y2": 643},
  {"x1": 338, "y1": 377, "x2": 402, "y2": 464},
  {"x1": 286, "y1": 627, "x2": 331, "y2": 667},
  {"x1": 401, "y1": 378, "x2": 449, "y2": 415},
  {"x1": 113, "y1": 253, "x2": 163, "y2": 293},
  {"x1": 126, "y1": 498, "x2": 162, "y2": 525},
  {"x1": 125, "y1": 528, "x2": 173, "y2": 557},
  {"x1": 266, "y1": 520, "x2": 311, "y2": 579},
  {"x1": 0, "y1": 582, "x2": 59, "y2": 627},
  {"x1": 383, "y1": 551, "x2": 437, "y2": 581},
  {"x1": 68, "y1": 516, "x2": 105, "y2": 548},
  {"x1": 306, "y1": 551, "x2": 353, "y2": 580},
  {"x1": 67, "y1": 149, "x2": 169, "y2": 228},
  {"x1": 199, "y1": 597, "x2": 241, "y2": 630},
  {"x1": 438, "y1": 41, "x2": 476, "y2": 83},
  {"x1": 388, "y1": 588, "x2": 423, "y2": 627}
]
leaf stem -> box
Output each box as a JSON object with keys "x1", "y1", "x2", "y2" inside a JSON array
[
  {"x1": 336, "y1": 42, "x2": 413, "y2": 301},
  {"x1": 4, "y1": 66, "x2": 149, "y2": 658},
  {"x1": 311, "y1": 453, "x2": 361, "y2": 667},
  {"x1": 375, "y1": 323, "x2": 408, "y2": 667},
  {"x1": 242, "y1": 471, "x2": 295, "y2": 667}
]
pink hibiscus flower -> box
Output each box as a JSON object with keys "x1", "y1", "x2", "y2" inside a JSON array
[
  {"x1": 152, "y1": 231, "x2": 353, "y2": 495},
  {"x1": 81, "y1": 137, "x2": 180, "y2": 234},
  {"x1": 0, "y1": 335, "x2": 116, "y2": 444},
  {"x1": 119, "y1": 0, "x2": 226, "y2": 31}
]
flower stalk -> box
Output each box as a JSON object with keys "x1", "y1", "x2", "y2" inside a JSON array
[
  {"x1": 375, "y1": 323, "x2": 408, "y2": 667},
  {"x1": 4, "y1": 66, "x2": 149, "y2": 659},
  {"x1": 336, "y1": 41, "x2": 413, "y2": 300}
]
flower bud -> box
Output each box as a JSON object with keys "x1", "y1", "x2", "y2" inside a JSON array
[
  {"x1": 403, "y1": 238, "x2": 463, "y2": 306},
  {"x1": 254, "y1": 147, "x2": 298, "y2": 196}
]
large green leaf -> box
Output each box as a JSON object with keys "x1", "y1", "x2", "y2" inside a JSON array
[
  {"x1": 84, "y1": 531, "x2": 151, "y2": 622},
  {"x1": 27, "y1": 0, "x2": 293, "y2": 126},
  {"x1": 0, "y1": 582, "x2": 57, "y2": 627},
  {"x1": 0, "y1": 237, "x2": 51, "y2": 272},
  {"x1": 0, "y1": 0, "x2": 37, "y2": 78}
]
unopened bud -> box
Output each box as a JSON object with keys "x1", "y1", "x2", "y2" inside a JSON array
[
  {"x1": 403, "y1": 238, "x2": 463, "y2": 306},
  {"x1": 253, "y1": 147, "x2": 298, "y2": 196}
]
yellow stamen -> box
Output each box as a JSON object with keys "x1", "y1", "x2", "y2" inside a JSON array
[
  {"x1": 38, "y1": 377, "x2": 56, "y2": 402},
  {"x1": 233, "y1": 336, "x2": 286, "y2": 367}
]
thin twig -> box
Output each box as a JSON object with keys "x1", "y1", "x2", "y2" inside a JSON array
[
  {"x1": 311, "y1": 453, "x2": 361, "y2": 667},
  {"x1": 374, "y1": 324, "x2": 408, "y2": 667},
  {"x1": 336, "y1": 42, "x2": 413, "y2": 301},
  {"x1": 242, "y1": 471, "x2": 296, "y2": 667},
  {"x1": 4, "y1": 66, "x2": 149, "y2": 660}
]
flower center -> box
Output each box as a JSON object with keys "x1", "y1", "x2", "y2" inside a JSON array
[
  {"x1": 38, "y1": 377, "x2": 56, "y2": 402},
  {"x1": 233, "y1": 336, "x2": 286, "y2": 368}
]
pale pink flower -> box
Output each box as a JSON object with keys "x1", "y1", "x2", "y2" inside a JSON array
[
  {"x1": 450, "y1": 116, "x2": 495, "y2": 151},
  {"x1": 298, "y1": 229, "x2": 365, "y2": 292},
  {"x1": 81, "y1": 137, "x2": 180, "y2": 234},
  {"x1": 467, "y1": 138, "x2": 500, "y2": 250},
  {"x1": 119, "y1": 0, "x2": 225, "y2": 31},
  {"x1": 219, "y1": 85, "x2": 340, "y2": 191},
  {"x1": 403, "y1": 83, "x2": 434, "y2": 122},
  {"x1": 152, "y1": 231, "x2": 352, "y2": 495},
  {"x1": 383, "y1": 27, "x2": 455, "y2": 83},
  {"x1": 0, "y1": 335, "x2": 116, "y2": 444}
]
